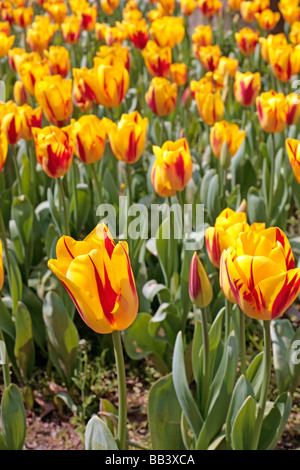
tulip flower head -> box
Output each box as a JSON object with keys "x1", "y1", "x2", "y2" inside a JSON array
[
  {"x1": 195, "y1": 88, "x2": 224, "y2": 125},
  {"x1": 195, "y1": 44, "x2": 221, "y2": 72},
  {"x1": 235, "y1": 28, "x2": 260, "y2": 55},
  {"x1": 220, "y1": 228, "x2": 300, "y2": 320},
  {"x1": 286, "y1": 138, "x2": 300, "y2": 183},
  {"x1": 234, "y1": 71, "x2": 261, "y2": 107},
  {"x1": 145, "y1": 77, "x2": 178, "y2": 116},
  {"x1": 192, "y1": 25, "x2": 213, "y2": 47},
  {"x1": 142, "y1": 40, "x2": 172, "y2": 78},
  {"x1": 256, "y1": 90, "x2": 288, "y2": 133},
  {"x1": 48, "y1": 224, "x2": 138, "y2": 334},
  {"x1": 255, "y1": 9, "x2": 281, "y2": 31},
  {"x1": 0, "y1": 128, "x2": 8, "y2": 173},
  {"x1": 189, "y1": 252, "x2": 213, "y2": 308},
  {"x1": 269, "y1": 44, "x2": 300, "y2": 83},
  {"x1": 0, "y1": 32, "x2": 14, "y2": 57},
  {"x1": 198, "y1": 0, "x2": 223, "y2": 18},
  {"x1": 70, "y1": 115, "x2": 107, "y2": 164},
  {"x1": 210, "y1": 121, "x2": 246, "y2": 160}
]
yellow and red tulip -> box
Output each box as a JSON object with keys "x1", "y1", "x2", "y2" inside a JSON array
[
  {"x1": 18, "y1": 104, "x2": 43, "y2": 141},
  {"x1": 125, "y1": 18, "x2": 149, "y2": 49},
  {"x1": 105, "y1": 111, "x2": 148, "y2": 164},
  {"x1": 142, "y1": 40, "x2": 172, "y2": 78},
  {"x1": 13, "y1": 6, "x2": 33, "y2": 28},
  {"x1": 44, "y1": 1, "x2": 68, "y2": 24},
  {"x1": 44, "y1": 46, "x2": 71, "y2": 79},
  {"x1": 255, "y1": 9, "x2": 281, "y2": 31},
  {"x1": 18, "y1": 55, "x2": 50, "y2": 96},
  {"x1": 286, "y1": 138, "x2": 300, "y2": 183},
  {"x1": 286, "y1": 93, "x2": 300, "y2": 126},
  {"x1": 0, "y1": 32, "x2": 14, "y2": 57},
  {"x1": 220, "y1": 228, "x2": 300, "y2": 320},
  {"x1": 289, "y1": 21, "x2": 300, "y2": 44},
  {"x1": 95, "y1": 44, "x2": 130, "y2": 72},
  {"x1": 234, "y1": 71, "x2": 261, "y2": 107},
  {"x1": 0, "y1": 128, "x2": 8, "y2": 174},
  {"x1": 0, "y1": 101, "x2": 22, "y2": 145},
  {"x1": 145, "y1": 77, "x2": 178, "y2": 116},
  {"x1": 0, "y1": 21, "x2": 11, "y2": 35},
  {"x1": 48, "y1": 223, "x2": 139, "y2": 334},
  {"x1": 34, "y1": 75, "x2": 73, "y2": 126},
  {"x1": 79, "y1": 4, "x2": 97, "y2": 31},
  {"x1": 192, "y1": 25, "x2": 212, "y2": 47},
  {"x1": 269, "y1": 43, "x2": 300, "y2": 83},
  {"x1": 170, "y1": 63, "x2": 188, "y2": 86},
  {"x1": 216, "y1": 56, "x2": 239, "y2": 78},
  {"x1": 195, "y1": 44, "x2": 221, "y2": 72},
  {"x1": 240, "y1": 0, "x2": 259, "y2": 23},
  {"x1": 278, "y1": 0, "x2": 300, "y2": 24},
  {"x1": 189, "y1": 252, "x2": 213, "y2": 308},
  {"x1": 32, "y1": 125, "x2": 74, "y2": 178},
  {"x1": 101, "y1": 0, "x2": 119, "y2": 15},
  {"x1": 61, "y1": 15, "x2": 81, "y2": 44},
  {"x1": 210, "y1": 121, "x2": 246, "y2": 160},
  {"x1": 259, "y1": 33, "x2": 287, "y2": 63},
  {"x1": 195, "y1": 88, "x2": 224, "y2": 126},
  {"x1": 180, "y1": 0, "x2": 197, "y2": 16},
  {"x1": 70, "y1": 115, "x2": 107, "y2": 165},
  {"x1": 235, "y1": 28, "x2": 260, "y2": 56},
  {"x1": 95, "y1": 64, "x2": 130, "y2": 108},
  {"x1": 256, "y1": 90, "x2": 288, "y2": 133},
  {"x1": 13, "y1": 80, "x2": 29, "y2": 106},
  {"x1": 198, "y1": 0, "x2": 223, "y2": 18},
  {"x1": 150, "y1": 16, "x2": 185, "y2": 49}
]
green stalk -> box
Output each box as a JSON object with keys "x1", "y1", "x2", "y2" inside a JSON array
[
  {"x1": 225, "y1": 297, "x2": 231, "y2": 338},
  {"x1": 252, "y1": 320, "x2": 272, "y2": 449},
  {"x1": 239, "y1": 308, "x2": 246, "y2": 375},
  {"x1": 12, "y1": 145, "x2": 22, "y2": 194},
  {"x1": 0, "y1": 210, "x2": 11, "y2": 292},
  {"x1": 0, "y1": 328, "x2": 10, "y2": 388},
  {"x1": 57, "y1": 177, "x2": 70, "y2": 236},
  {"x1": 91, "y1": 162, "x2": 102, "y2": 207},
  {"x1": 111, "y1": 330, "x2": 127, "y2": 450},
  {"x1": 267, "y1": 133, "x2": 276, "y2": 225},
  {"x1": 201, "y1": 307, "x2": 210, "y2": 417},
  {"x1": 71, "y1": 161, "x2": 78, "y2": 230},
  {"x1": 126, "y1": 163, "x2": 133, "y2": 207}
]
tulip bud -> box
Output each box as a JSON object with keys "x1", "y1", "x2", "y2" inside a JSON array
[
  {"x1": 13, "y1": 80, "x2": 29, "y2": 106},
  {"x1": 189, "y1": 252, "x2": 212, "y2": 308}
]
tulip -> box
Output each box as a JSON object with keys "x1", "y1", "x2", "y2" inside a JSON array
[
  {"x1": 289, "y1": 21, "x2": 300, "y2": 44},
  {"x1": 240, "y1": 0, "x2": 259, "y2": 23},
  {"x1": 13, "y1": 81, "x2": 29, "y2": 106},
  {"x1": 18, "y1": 105, "x2": 43, "y2": 141},
  {"x1": 47, "y1": 223, "x2": 138, "y2": 334},
  {"x1": 104, "y1": 23, "x2": 127, "y2": 46},
  {"x1": 180, "y1": 0, "x2": 197, "y2": 16},
  {"x1": 34, "y1": 75, "x2": 74, "y2": 126},
  {"x1": 95, "y1": 44, "x2": 130, "y2": 72},
  {"x1": 26, "y1": 20, "x2": 56, "y2": 53},
  {"x1": 205, "y1": 207, "x2": 265, "y2": 269},
  {"x1": 286, "y1": 138, "x2": 300, "y2": 182},
  {"x1": 79, "y1": 5, "x2": 97, "y2": 31},
  {"x1": 235, "y1": 28, "x2": 260, "y2": 55},
  {"x1": 259, "y1": 33, "x2": 287, "y2": 63},
  {"x1": 256, "y1": 90, "x2": 288, "y2": 133},
  {"x1": 255, "y1": 9, "x2": 281, "y2": 31},
  {"x1": 195, "y1": 89, "x2": 224, "y2": 125},
  {"x1": 0, "y1": 102, "x2": 22, "y2": 145},
  {"x1": 220, "y1": 228, "x2": 300, "y2": 320},
  {"x1": 198, "y1": 0, "x2": 223, "y2": 18},
  {"x1": 0, "y1": 32, "x2": 14, "y2": 58},
  {"x1": 125, "y1": 19, "x2": 149, "y2": 50},
  {"x1": 18, "y1": 55, "x2": 50, "y2": 96},
  {"x1": 152, "y1": 138, "x2": 193, "y2": 193},
  {"x1": 151, "y1": 161, "x2": 177, "y2": 198},
  {"x1": 95, "y1": 64, "x2": 130, "y2": 108},
  {"x1": 278, "y1": 0, "x2": 300, "y2": 24},
  {"x1": 61, "y1": 15, "x2": 81, "y2": 44},
  {"x1": 269, "y1": 44, "x2": 300, "y2": 83},
  {"x1": 286, "y1": 93, "x2": 300, "y2": 126},
  {"x1": 71, "y1": 115, "x2": 107, "y2": 164},
  {"x1": 44, "y1": 1, "x2": 67, "y2": 24},
  {"x1": 0, "y1": 21, "x2": 11, "y2": 35},
  {"x1": 210, "y1": 121, "x2": 246, "y2": 160},
  {"x1": 0, "y1": 129, "x2": 8, "y2": 174},
  {"x1": 8, "y1": 47, "x2": 28, "y2": 72},
  {"x1": 101, "y1": 0, "x2": 119, "y2": 15},
  {"x1": 142, "y1": 40, "x2": 172, "y2": 78},
  {"x1": 32, "y1": 125, "x2": 74, "y2": 178},
  {"x1": 145, "y1": 77, "x2": 178, "y2": 116},
  {"x1": 192, "y1": 25, "x2": 212, "y2": 47},
  {"x1": 105, "y1": 111, "x2": 148, "y2": 164},
  {"x1": 170, "y1": 63, "x2": 188, "y2": 86},
  {"x1": 150, "y1": 16, "x2": 185, "y2": 49},
  {"x1": 227, "y1": 0, "x2": 242, "y2": 11},
  {"x1": 191, "y1": 72, "x2": 224, "y2": 97},
  {"x1": 195, "y1": 44, "x2": 221, "y2": 72},
  {"x1": 13, "y1": 7, "x2": 33, "y2": 28},
  {"x1": 72, "y1": 67, "x2": 97, "y2": 111},
  {"x1": 189, "y1": 252, "x2": 212, "y2": 308},
  {"x1": 0, "y1": 240, "x2": 3, "y2": 292},
  {"x1": 158, "y1": 0, "x2": 176, "y2": 15},
  {"x1": 253, "y1": 0, "x2": 270, "y2": 12},
  {"x1": 44, "y1": 46, "x2": 71, "y2": 78},
  {"x1": 234, "y1": 71, "x2": 261, "y2": 107},
  {"x1": 216, "y1": 56, "x2": 239, "y2": 78}
]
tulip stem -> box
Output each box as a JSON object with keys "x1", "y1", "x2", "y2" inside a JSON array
[
  {"x1": 225, "y1": 297, "x2": 231, "y2": 338},
  {"x1": 200, "y1": 307, "x2": 210, "y2": 417},
  {"x1": 91, "y1": 162, "x2": 102, "y2": 206},
  {"x1": 0, "y1": 210, "x2": 11, "y2": 293},
  {"x1": 57, "y1": 177, "x2": 70, "y2": 236},
  {"x1": 0, "y1": 328, "x2": 11, "y2": 388},
  {"x1": 239, "y1": 308, "x2": 247, "y2": 375},
  {"x1": 126, "y1": 164, "x2": 133, "y2": 206},
  {"x1": 12, "y1": 145, "x2": 22, "y2": 195},
  {"x1": 111, "y1": 330, "x2": 127, "y2": 450},
  {"x1": 268, "y1": 133, "x2": 276, "y2": 225},
  {"x1": 71, "y1": 161, "x2": 79, "y2": 231},
  {"x1": 253, "y1": 320, "x2": 272, "y2": 449}
]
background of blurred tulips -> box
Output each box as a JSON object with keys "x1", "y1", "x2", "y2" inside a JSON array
[{"x1": 0, "y1": 0, "x2": 300, "y2": 453}]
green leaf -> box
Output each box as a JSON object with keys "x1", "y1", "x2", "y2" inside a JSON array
[
  {"x1": 231, "y1": 395, "x2": 257, "y2": 450},
  {"x1": 206, "y1": 174, "x2": 221, "y2": 224},
  {"x1": 0, "y1": 296, "x2": 15, "y2": 340},
  {"x1": 69, "y1": 183, "x2": 91, "y2": 231},
  {"x1": 85, "y1": 415, "x2": 118, "y2": 450},
  {"x1": 148, "y1": 373, "x2": 185, "y2": 450},
  {"x1": 247, "y1": 187, "x2": 267, "y2": 224},
  {"x1": 9, "y1": 253, "x2": 23, "y2": 313},
  {"x1": 257, "y1": 392, "x2": 292, "y2": 450},
  {"x1": 172, "y1": 331, "x2": 203, "y2": 440},
  {"x1": 246, "y1": 351, "x2": 264, "y2": 398},
  {"x1": 14, "y1": 301, "x2": 35, "y2": 382},
  {"x1": 271, "y1": 319, "x2": 294, "y2": 394},
  {"x1": 1, "y1": 384, "x2": 26, "y2": 450}
]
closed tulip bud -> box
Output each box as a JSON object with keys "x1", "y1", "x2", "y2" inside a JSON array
[
  {"x1": 269, "y1": 44, "x2": 300, "y2": 83},
  {"x1": 286, "y1": 138, "x2": 300, "y2": 183},
  {"x1": 194, "y1": 45, "x2": 221, "y2": 72},
  {"x1": 13, "y1": 7, "x2": 34, "y2": 28},
  {"x1": 210, "y1": 120, "x2": 246, "y2": 160},
  {"x1": 152, "y1": 138, "x2": 193, "y2": 193},
  {"x1": 220, "y1": 228, "x2": 300, "y2": 320},
  {"x1": 256, "y1": 90, "x2": 288, "y2": 133},
  {"x1": 205, "y1": 207, "x2": 265, "y2": 269},
  {"x1": 104, "y1": 23, "x2": 127, "y2": 46},
  {"x1": 34, "y1": 75, "x2": 73, "y2": 126},
  {"x1": 198, "y1": 0, "x2": 223, "y2": 18},
  {"x1": 32, "y1": 125, "x2": 74, "y2": 178},
  {"x1": 170, "y1": 63, "x2": 188, "y2": 86},
  {"x1": 0, "y1": 129, "x2": 8, "y2": 174},
  {"x1": 235, "y1": 28, "x2": 260, "y2": 55},
  {"x1": 192, "y1": 25, "x2": 212, "y2": 47},
  {"x1": 145, "y1": 77, "x2": 178, "y2": 116},
  {"x1": 101, "y1": 0, "x2": 119, "y2": 15},
  {"x1": 189, "y1": 252, "x2": 212, "y2": 308},
  {"x1": 158, "y1": 0, "x2": 176, "y2": 15},
  {"x1": 151, "y1": 161, "x2": 177, "y2": 198},
  {"x1": 195, "y1": 89, "x2": 224, "y2": 126},
  {"x1": 286, "y1": 93, "x2": 300, "y2": 126},
  {"x1": 259, "y1": 33, "x2": 287, "y2": 63},
  {"x1": 234, "y1": 71, "x2": 261, "y2": 107},
  {"x1": 71, "y1": 115, "x2": 106, "y2": 164},
  {"x1": 180, "y1": 0, "x2": 197, "y2": 16},
  {"x1": 150, "y1": 16, "x2": 185, "y2": 48},
  {"x1": 44, "y1": 46, "x2": 71, "y2": 78},
  {"x1": 105, "y1": 111, "x2": 148, "y2": 164},
  {"x1": 216, "y1": 56, "x2": 239, "y2": 78},
  {"x1": 48, "y1": 223, "x2": 138, "y2": 334},
  {"x1": 26, "y1": 25, "x2": 52, "y2": 53},
  {"x1": 255, "y1": 9, "x2": 281, "y2": 31},
  {"x1": 142, "y1": 40, "x2": 172, "y2": 78},
  {"x1": 61, "y1": 15, "x2": 81, "y2": 44},
  {"x1": 0, "y1": 32, "x2": 14, "y2": 58},
  {"x1": 95, "y1": 64, "x2": 129, "y2": 108},
  {"x1": 13, "y1": 80, "x2": 29, "y2": 106},
  {"x1": 19, "y1": 105, "x2": 43, "y2": 141}
]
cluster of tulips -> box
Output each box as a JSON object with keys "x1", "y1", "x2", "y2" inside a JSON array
[{"x1": 0, "y1": 0, "x2": 300, "y2": 453}]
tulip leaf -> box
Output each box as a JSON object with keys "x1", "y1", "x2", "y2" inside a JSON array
[
  {"x1": 142, "y1": 279, "x2": 171, "y2": 303},
  {"x1": 99, "y1": 399, "x2": 118, "y2": 435},
  {"x1": 271, "y1": 319, "x2": 294, "y2": 394},
  {"x1": 8, "y1": 252, "x2": 23, "y2": 313},
  {"x1": 257, "y1": 392, "x2": 292, "y2": 450},
  {"x1": 226, "y1": 374, "x2": 255, "y2": 447},
  {"x1": 22, "y1": 284, "x2": 47, "y2": 353},
  {"x1": 69, "y1": 183, "x2": 91, "y2": 232},
  {"x1": 148, "y1": 373, "x2": 185, "y2": 450},
  {"x1": 1, "y1": 383, "x2": 26, "y2": 450},
  {"x1": 172, "y1": 331, "x2": 203, "y2": 441},
  {"x1": 247, "y1": 187, "x2": 267, "y2": 224},
  {"x1": 0, "y1": 296, "x2": 15, "y2": 340},
  {"x1": 289, "y1": 325, "x2": 300, "y2": 393},
  {"x1": 231, "y1": 395, "x2": 257, "y2": 450},
  {"x1": 42, "y1": 291, "x2": 79, "y2": 388},
  {"x1": 206, "y1": 174, "x2": 222, "y2": 225},
  {"x1": 14, "y1": 301, "x2": 35, "y2": 382},
  {"x1": 148, "y1": 302, "x2": 181, "y2": 347},
  {"x1": 85, "y1": 415, "x2": 118, "y2": 450},
  {"x1": 246, "y1": 351, "x2": 264, "y2": 398}
]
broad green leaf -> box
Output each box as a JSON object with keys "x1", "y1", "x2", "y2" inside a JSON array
[
  {"x1": 172, "y1": 331, "x2": 203, "y2": 440},
  {"x1": 148, "y1": 373, "x2": 185, "y2": 450},
  {"x1": 1, "y1": 384, "x2": 26, "y2": 450},
  {"x1": 85, "y1": 415, "x2": 118, "y2": 450},
  {"x1": 14, "y1": 301, "x2": 35, "y2": 382},
  {"x1": 257, "y1": 392, "x2": 292, "y2": 450},
  {"x1": 231, "y1": 396, "x2": 257, "y2": 450},
  {"x1": 0, "y1": 296, "x2": 15, "y2": 339},
  {"x1": 246, "y1": 351, "x2": 264, "y2": 398},
  {"x1": 289, "y1": 325, "x2": 300, "y2": 393},
  {"x1": 271, "y1": 319, "x2": 294, "y2": 394},
  {"x1": 247, "y1": 187, "x2": 267, "y2": 224}
]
